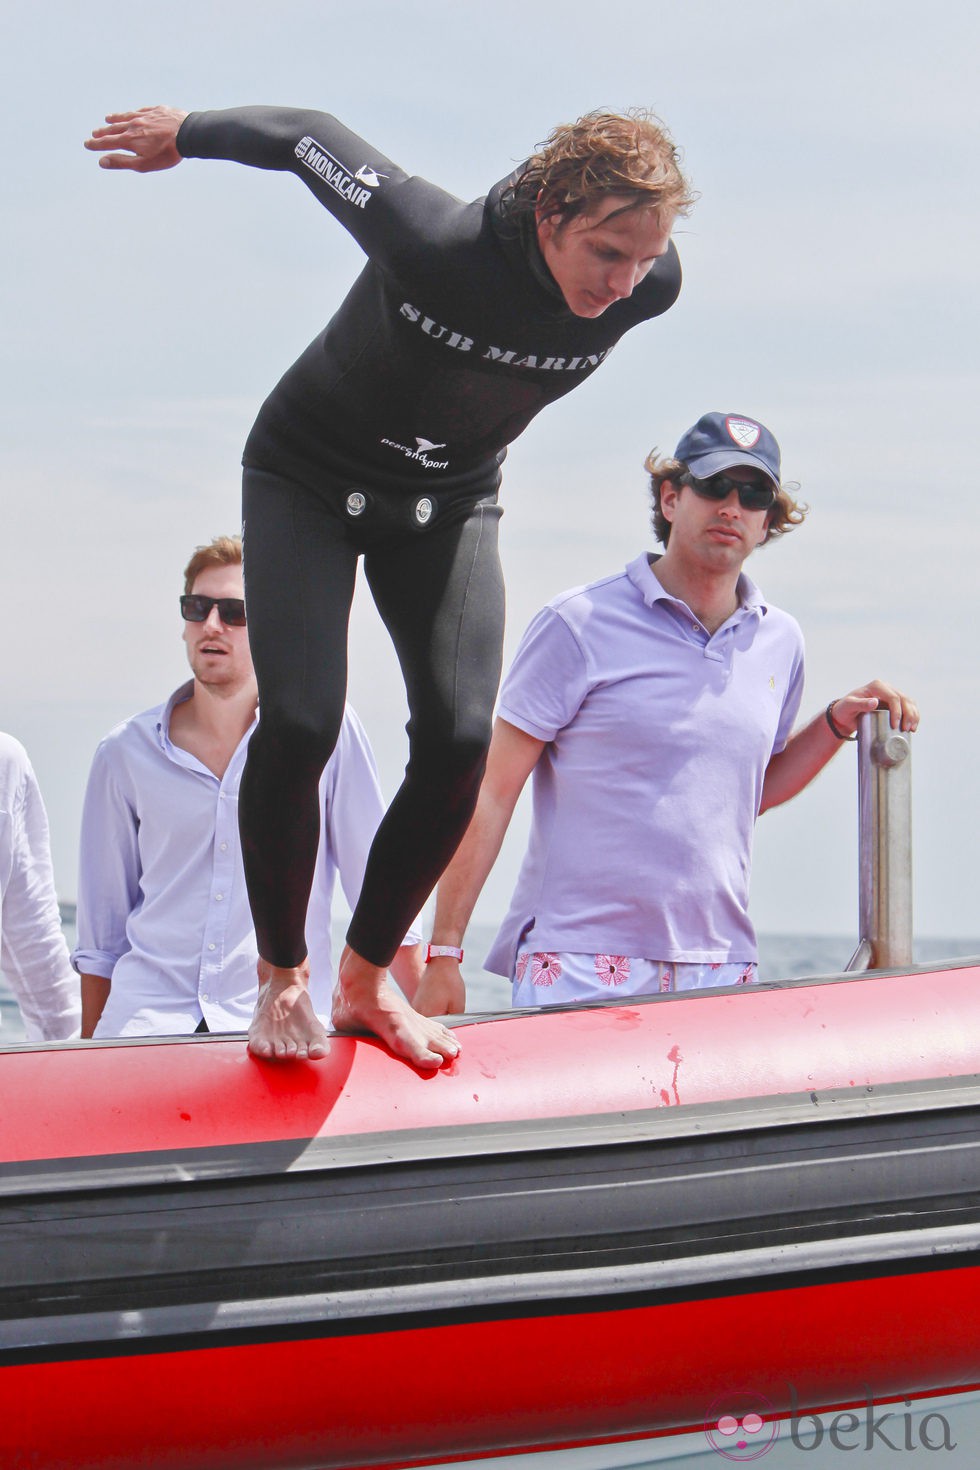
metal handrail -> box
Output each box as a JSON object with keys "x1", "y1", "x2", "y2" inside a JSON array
[{"x1": 845, "y1": 709, "x2": 913, "y2": 971}]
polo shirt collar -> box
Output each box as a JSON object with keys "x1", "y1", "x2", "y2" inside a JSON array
[{"x1": 626, "y1": 552, "x2": 769, "y2": 618}]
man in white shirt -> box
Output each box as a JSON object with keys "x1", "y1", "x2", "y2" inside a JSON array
[
  {"x1": 73, "y1": 535, "x2": 421, "y2": 1039},
  {"x1": 0, "y1": 733, "x2": 80, "y2": 1041}
]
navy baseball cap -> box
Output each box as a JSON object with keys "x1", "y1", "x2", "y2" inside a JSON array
[{"x1": 675, "y1": 412, "x2": 781, "y2": 490}]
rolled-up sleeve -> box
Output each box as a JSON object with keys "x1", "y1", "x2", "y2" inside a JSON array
[{"x1": 71, "y1": 741, "x2": 141, "y2": 981}]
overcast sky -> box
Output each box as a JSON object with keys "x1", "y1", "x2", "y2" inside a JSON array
[{"x1": 2, "y1": 0, "x2": 977, "y2": 948}]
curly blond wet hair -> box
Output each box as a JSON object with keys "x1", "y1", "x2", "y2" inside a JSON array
[{"x1": 508, "y1": 109, "x2": 696, "y2": 230}]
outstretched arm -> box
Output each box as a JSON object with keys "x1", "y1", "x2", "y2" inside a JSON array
[
  {"x1": 414, "y1": 719, "x2": 546, "y2": 1017},
  {"x1": 84, "y1": 106, "x2": 188, "y2": 171},
  {"x1": 86, "y1": 104, "x2": 463, "y2": 276},
  {"x1": 760, "y1": 678, "x2": 919, "y2": 814}
]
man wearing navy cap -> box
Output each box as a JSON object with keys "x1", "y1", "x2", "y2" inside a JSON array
[{"x1": 418, "y1": 412, "x2": 919, "y2": 1012}]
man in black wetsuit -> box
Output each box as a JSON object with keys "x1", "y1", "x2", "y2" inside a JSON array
[{"x1": 85, "y1": 103, "x2": 694, "y2": 1067}]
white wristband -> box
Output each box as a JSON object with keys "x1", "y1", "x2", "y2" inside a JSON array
[{"x1": 425, "y1": 944, "x2": 464, "y2": 964}]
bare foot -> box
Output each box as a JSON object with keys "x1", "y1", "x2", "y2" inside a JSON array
[
  {"x1": 332, "y1": 945, "x2": 460, "y2": 1069},
  {"x1": 247, "y1": 958, "x2": 330, "y2": 1061}
]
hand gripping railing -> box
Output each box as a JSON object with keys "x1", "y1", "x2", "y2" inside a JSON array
[{"x1": 845, "y1": 709, "x2": 913, "y2": 972}]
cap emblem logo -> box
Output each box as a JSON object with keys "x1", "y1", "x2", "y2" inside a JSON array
[{"x1": 726, "y1": 417, "x2": 761, "y2": 449}]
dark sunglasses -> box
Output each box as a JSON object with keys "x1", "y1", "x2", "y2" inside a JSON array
[
  {"x1": 179, "y1": 594, "x2": 247, "y2": 627},
  {"x1": 685, "y1": 473, "x2": 777, "y2": 511}
]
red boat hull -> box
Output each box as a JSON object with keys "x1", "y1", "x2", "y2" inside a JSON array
[
  {"x1": 4, "y1": 1273, "x2": 980, "y2": 1469},
  {"x1": 2, "y1": 960, "x2": 979, "y2": 1468}
]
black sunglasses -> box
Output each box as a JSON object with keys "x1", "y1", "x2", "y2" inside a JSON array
[
  {"x1": 180, "y1": 594, "x2": 247, "y2": 627},
  {"x1": 685, "y1": 473, "x2": 776, "y2": 511}
]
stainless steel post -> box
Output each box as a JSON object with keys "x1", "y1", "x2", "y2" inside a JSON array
[{"x1": 846, "y1": 708, "x2": 913, "y2": 971}]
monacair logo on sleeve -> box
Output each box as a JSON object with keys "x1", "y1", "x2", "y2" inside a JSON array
[{"x1": 294, "y1": 136, "x2": 378, "y2": 209}]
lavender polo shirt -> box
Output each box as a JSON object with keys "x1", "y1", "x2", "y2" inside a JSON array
[{"x1": 484, "y1": 554, "x2": 805, "y2": 975}]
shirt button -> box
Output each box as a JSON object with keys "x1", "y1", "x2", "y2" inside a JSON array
[
  {"x1": 219, "y1": 841, "x2": 228, "y2": 852},
  {"x1": 208, "y1": 943, "x2": 216, "y2": 952},
  {"x1": 215, "y1": 893, "x2": 224, "y2": 902}
]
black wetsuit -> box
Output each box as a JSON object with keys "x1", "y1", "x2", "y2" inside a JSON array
[{"x1": 176, "y1": 106, "x2": 682, "y2": 969}]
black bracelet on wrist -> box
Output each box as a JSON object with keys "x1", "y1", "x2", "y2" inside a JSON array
[{"x1": 825, "y1": 700, "x2": 857, "y2": 741}]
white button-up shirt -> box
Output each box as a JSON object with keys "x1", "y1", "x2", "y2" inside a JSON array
[
  {"x1": 72, "y1": 685, "x2": 411, "y2": 1036},
  {"x1": 0, "y1": 733, "x2": 80, "y2": 1041}
]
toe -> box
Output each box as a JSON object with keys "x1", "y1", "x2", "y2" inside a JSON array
[{"x1": 412, "y1": 1045, "x2": 444, "y2": 1068}]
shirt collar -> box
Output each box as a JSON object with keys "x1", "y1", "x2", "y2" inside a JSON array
[
  {"x1": 625, "y1": 552, "x2": 769, "y2": 618},
  {"x1": 156, "y1": 680, "x2": 259, "y2": 765},
  {"x1": 158, "y1": 680, "x2": 195, "y2": 751}
]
